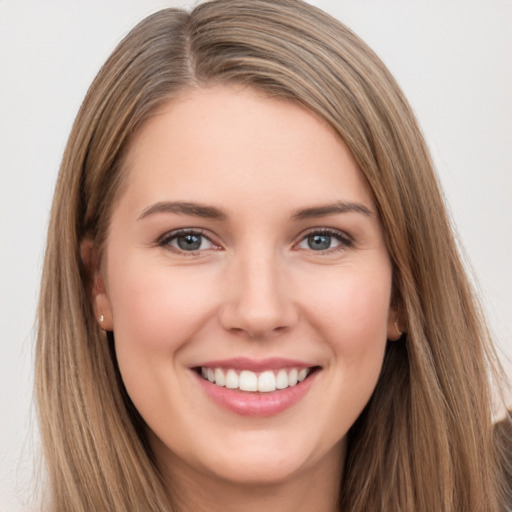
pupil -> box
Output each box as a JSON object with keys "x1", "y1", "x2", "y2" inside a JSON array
[
  {"x1": 308, "y1": 234, "x2": 331, "y2": 250},
  {"x1": 177, "y1": 234, "x2": 201, "y2": 251}
]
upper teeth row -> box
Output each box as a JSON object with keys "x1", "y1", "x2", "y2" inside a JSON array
[{"x1": 200, "y1": 367, "x2": 310, "y2": 393}]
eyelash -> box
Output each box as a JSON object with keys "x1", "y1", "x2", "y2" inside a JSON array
[
  {"x1": 296, "y1": 227, "x2": 353, "y2": 253},
  {"x1": 157, "y1": 227, "x2": 353, "y2": 254},
  {"x1": 157, "y1": 228, "x2": 219, "y2": 254}
]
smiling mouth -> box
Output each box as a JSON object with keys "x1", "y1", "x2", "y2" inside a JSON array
[{"x1": 195, "y1": 366, "x2": 319, "y2": 393}]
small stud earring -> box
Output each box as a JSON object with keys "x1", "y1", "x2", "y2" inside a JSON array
[{"x1": 99, "y1": 315, "x2": 104, "y2": 323}]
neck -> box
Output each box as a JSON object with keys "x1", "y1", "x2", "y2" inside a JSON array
[{"x1": 158, "y1": 441, "x2": 345, "y2": 512}]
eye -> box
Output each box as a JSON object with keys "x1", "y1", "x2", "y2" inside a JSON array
[
  {"x1": 159, "y1": 229, "x2": 218, "y2": 253},
  {"x1": 296, "y1": 229, "x2": 352, "y2": 252}
]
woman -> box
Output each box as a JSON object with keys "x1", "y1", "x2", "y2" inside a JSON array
[{"x1": 35, "y1": 0, "x2": 511, "y2": 510}]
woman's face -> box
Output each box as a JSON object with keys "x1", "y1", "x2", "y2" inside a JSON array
[{"x1": 95, "y1": 85, "x2": 398, "y2": 488}]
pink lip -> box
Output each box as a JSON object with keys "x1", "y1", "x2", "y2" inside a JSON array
[
  {"x1": 192, "y1": 362, "x2": 319, "y2": 417},
  {"x1": 193, "y1": 357, "x2": 312, "y2": 372}
]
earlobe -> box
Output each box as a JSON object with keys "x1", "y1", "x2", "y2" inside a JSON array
[
  {"x1": 81, "y1": 236, "x2": 113, "y2": 331},
  {"x1": 387, "y1": 310, "x2": 404, "y2": 341},
  {"x1": 92, "y1": 260, "x2": 114, "y2": 331},
  {"x1": 95, "y1": 291, "x2": 113, "y2": 331}
]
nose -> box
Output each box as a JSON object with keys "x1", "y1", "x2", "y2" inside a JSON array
[{"x1": 218, "y1": 249, "x2": 298, "y2": 339}]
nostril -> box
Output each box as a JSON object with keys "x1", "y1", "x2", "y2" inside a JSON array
[{"x1": 219, "y1": 306, "x2": 298, "y2": 340}]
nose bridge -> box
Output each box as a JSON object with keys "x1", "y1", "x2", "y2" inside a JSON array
[{"x1": 220, "y1": 242, "x2": 296, "y2": 337}]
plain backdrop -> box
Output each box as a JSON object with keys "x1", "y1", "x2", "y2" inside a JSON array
[{"x1": 1, "y1": 1, "x2": 511, "y2": 510}]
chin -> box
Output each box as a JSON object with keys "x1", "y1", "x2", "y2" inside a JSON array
[
  {"x1": 198, "y1": 432, "x2": 343, "y2": 487},
  {"x1": 205, "y1": 453, "x2": 310, "y2": 486}
]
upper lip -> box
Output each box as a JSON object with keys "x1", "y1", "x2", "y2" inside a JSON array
[{"x1": 192, "y1": 357, "x2": 316, "y2": 372}]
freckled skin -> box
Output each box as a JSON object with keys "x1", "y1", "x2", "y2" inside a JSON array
[{"x1": 96, "y1": 85, "x2": 398, "y2": 511}]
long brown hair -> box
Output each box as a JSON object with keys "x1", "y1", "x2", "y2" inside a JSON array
[{"x1": 36, "y1": 1, "x2": 511, "y2": 510}]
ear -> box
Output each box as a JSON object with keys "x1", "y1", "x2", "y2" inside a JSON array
[
  {"x1": 81, "y1": 236, "x2": 113, "y2": 331},
  {"x1": 386, "y1": 307, "x2": 403, "y2": 341}
]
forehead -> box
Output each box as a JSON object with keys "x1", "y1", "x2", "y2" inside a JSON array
[{"x1": 118, "y1": 85, "x2": 374, "y2": 217}]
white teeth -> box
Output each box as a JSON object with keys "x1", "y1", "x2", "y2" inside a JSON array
[
  {"x1": 225, "y1": 369, "x2": 239, "y2": 389},
  {"x1": 257, "y1": 370, "x2": 276, "y2": 392},
  {"x1": 214, "y1": 368, "x2": 225, "y2": 386},
  {"x1": 239, "y1": 370, "x2": 258, "y2": 391},
  {"x1": 199, "y1": 366, "x2": 311, "y2": 392},
  {"x1": 276, "y1": 369, "x2": 288, "y2": 389}
]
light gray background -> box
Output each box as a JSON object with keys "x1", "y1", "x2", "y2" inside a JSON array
[{"x1": 1, "y1": 1, "x2": 511, "y2": 510}]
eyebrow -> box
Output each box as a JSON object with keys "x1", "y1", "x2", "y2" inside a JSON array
[
  {"x1": 137, "y1": 199, "x2": 373, "y2": 222},
  {"x1": 291, "y1": 201, "x2": 373, "y2": 220},
  {"x1": 137, "y1": 201, "x2": 227, "y2": 221}
]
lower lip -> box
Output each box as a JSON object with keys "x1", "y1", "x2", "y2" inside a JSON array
[{"x1": 194, "y1": 370, "x2": 318, "y2": 417}]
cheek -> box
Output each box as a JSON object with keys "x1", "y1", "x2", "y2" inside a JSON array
[
  {"x1": 304, "y1": 264, "x2": 392, "y2": 356},
  {"x1": 311, "y1": 267, "x2": 391, "y2": 427},
  {"x1": 104, "y1": 255, "x2": 223, "y2": 428},
  {"x1": 107, "y1": 257, "x2": 220, "y2": 353}
]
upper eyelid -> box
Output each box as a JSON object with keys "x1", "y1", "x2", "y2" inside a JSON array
[
  {"x1": 158, "y1": 228, "x2": 220, "y2": 248},
  {"x1": 159, "y1": 227, "x2": 210, "y2": 240},
  {"x1": 297, "y1": 226, "x2": 352, "y2": 242},
  {"x1": 156, "y1": 226, "x2": 352, "y2": 248}
]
